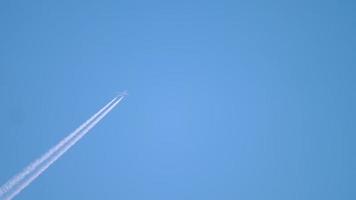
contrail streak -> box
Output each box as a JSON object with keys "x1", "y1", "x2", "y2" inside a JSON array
[
  {"x1": 0, "y1": 94, "x2": 125, "y2": 200},
  {"x1": 0, "y1": 97, "x2": 119, "y2": 196}
]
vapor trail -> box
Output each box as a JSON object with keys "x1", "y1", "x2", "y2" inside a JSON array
[
  {"x1": 0, "y1": 95, "x2": 125, "y2": 200},
  {"x1": 0, "y1": 97, "x2": 119, "y2": 196}
]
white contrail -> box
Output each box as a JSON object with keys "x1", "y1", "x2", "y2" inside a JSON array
[
  {"x1": 2, "y1": 96, "x2": 124, "y2": 200},
  {"x1": 0, "y1": 97, "x2": 119, "y2": 196},
  {"x1": 0, "y1": 95, "x2": 125, "y2": 200}
]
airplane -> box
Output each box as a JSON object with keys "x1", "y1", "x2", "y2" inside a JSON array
[{"x1": 116, "y1": 90, "x2": 128, "y2": 98}]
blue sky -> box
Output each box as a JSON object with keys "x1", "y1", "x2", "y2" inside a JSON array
[{"x1": 0, "y1": 0, "x2": 355, "y2": 199}]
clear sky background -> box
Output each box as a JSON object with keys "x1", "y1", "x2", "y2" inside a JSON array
[{"x1": 0, "y1": 0, "x2": 355, "y2": 199}]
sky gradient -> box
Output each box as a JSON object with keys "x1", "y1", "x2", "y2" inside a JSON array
[{"x1": 0, "y1": 0, "x2": 355, "y2": 199}]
